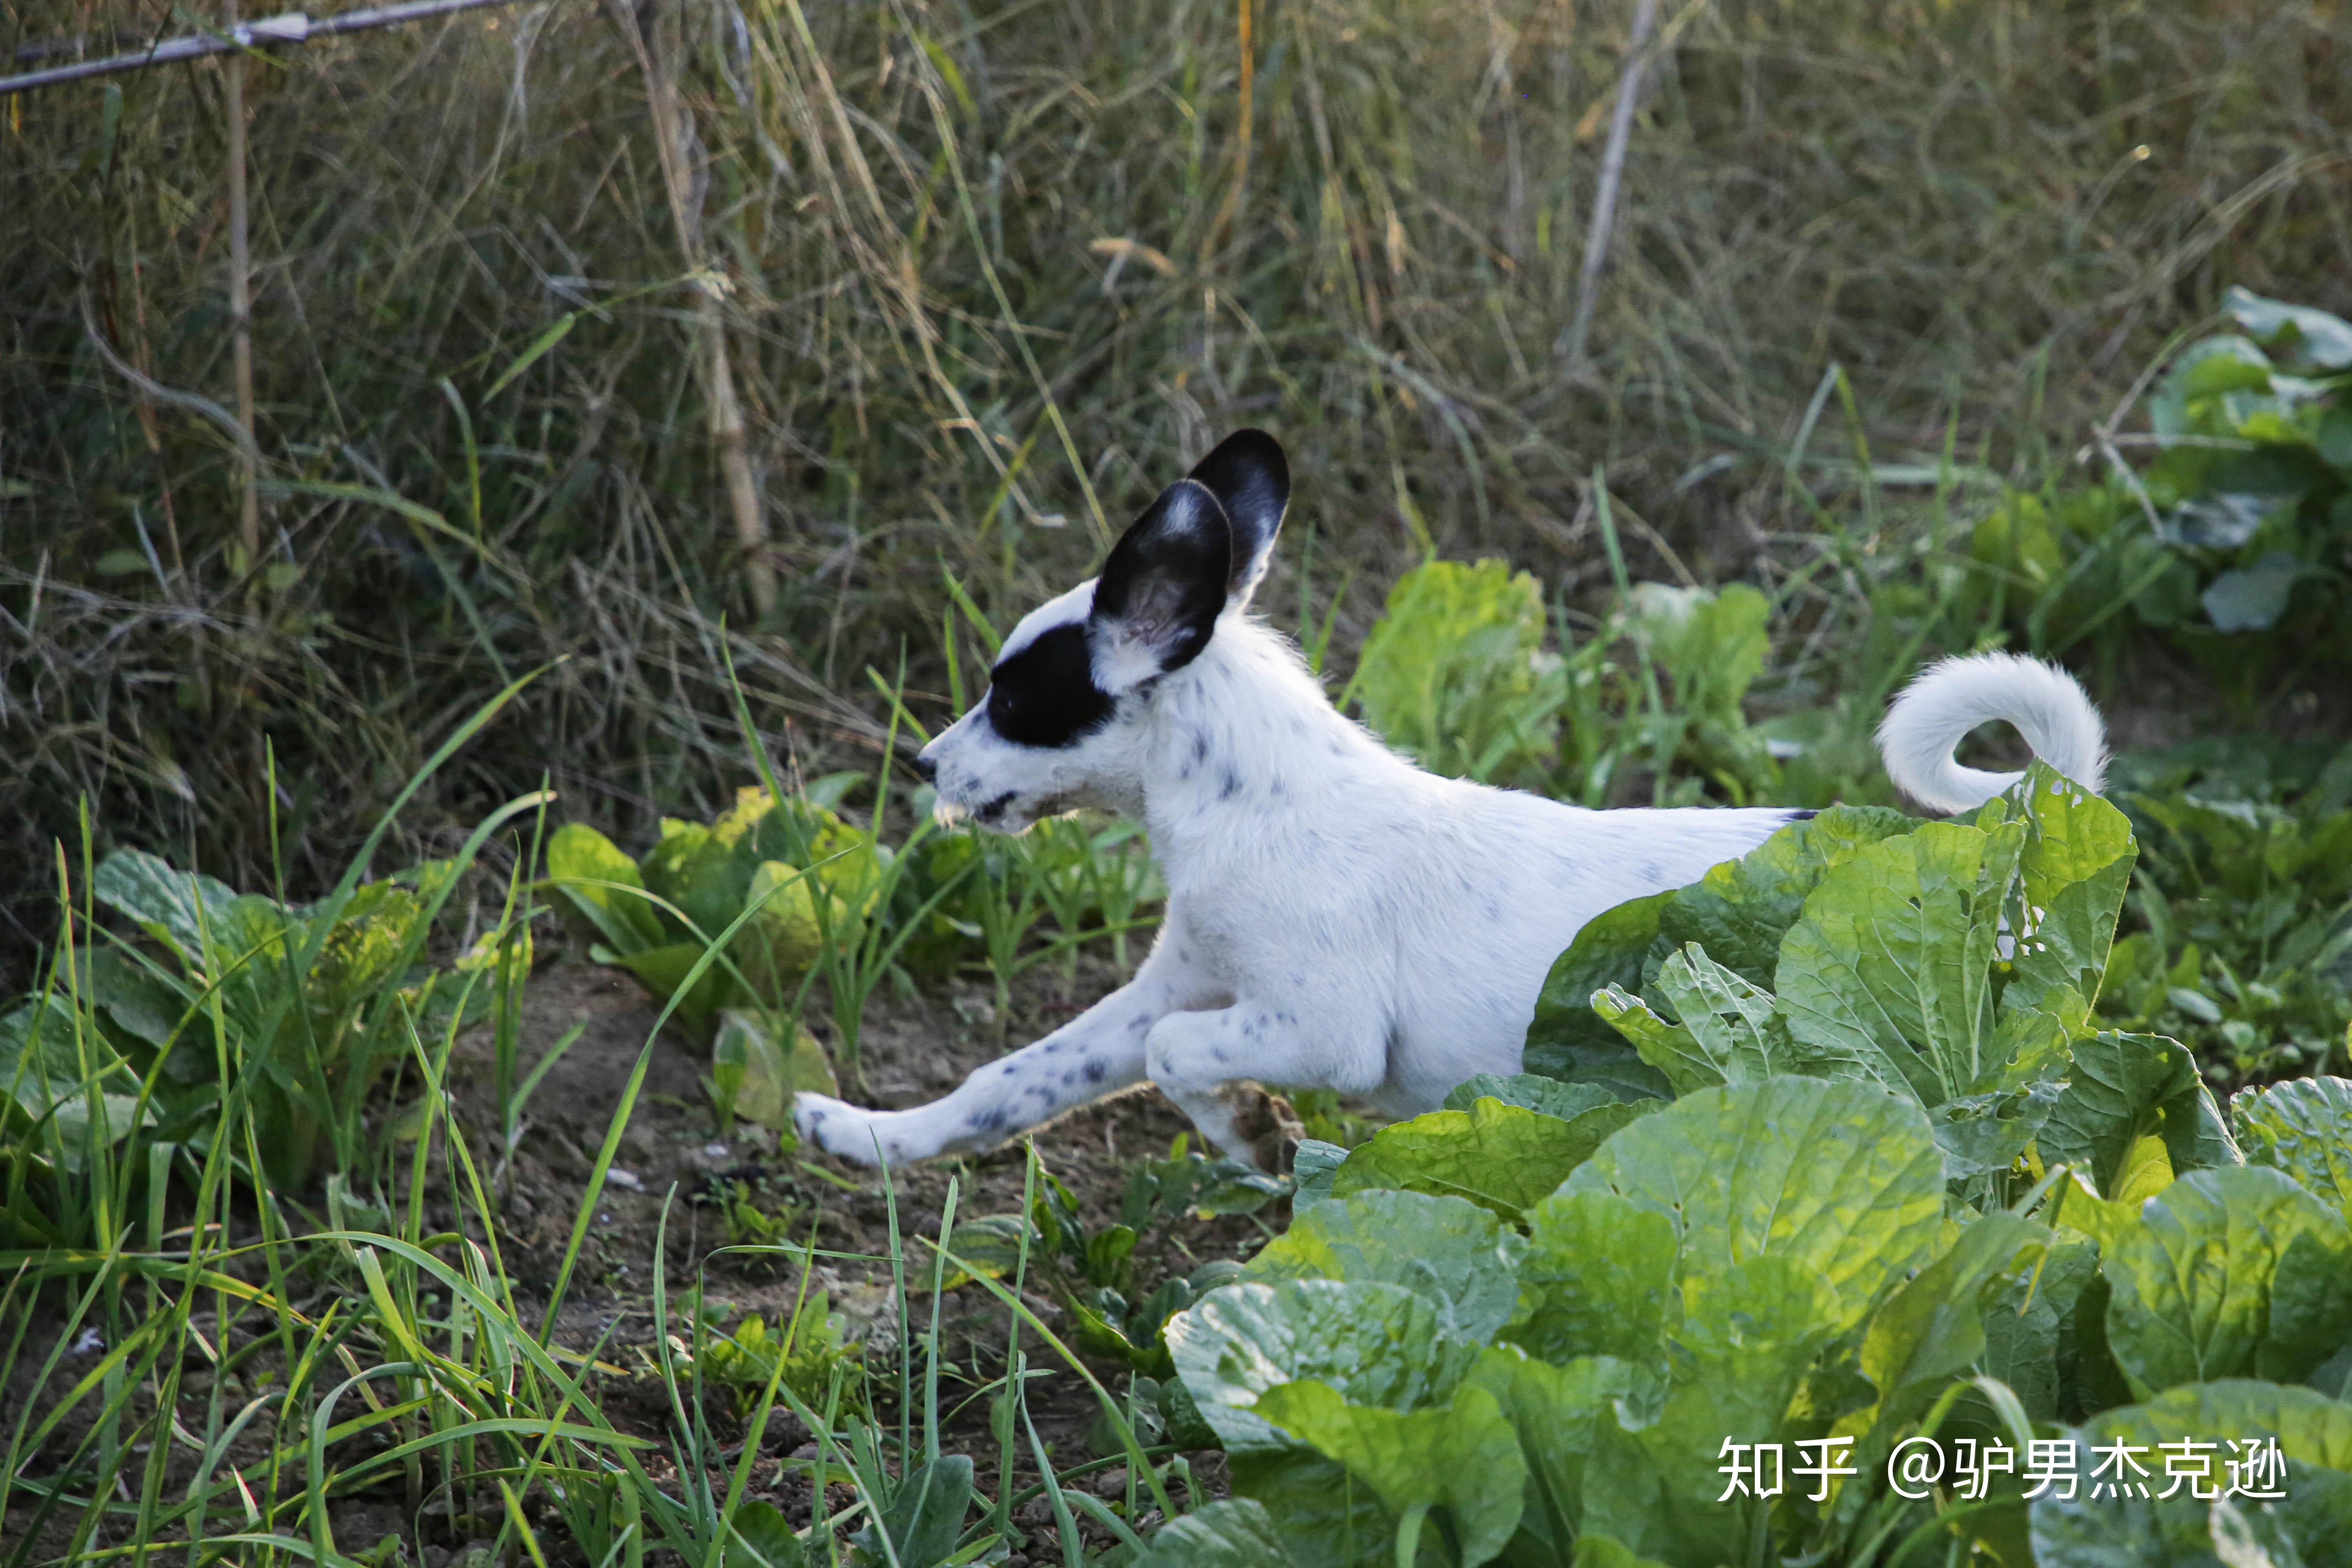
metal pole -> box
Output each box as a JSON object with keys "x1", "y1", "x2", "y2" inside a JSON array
[{"x1": 0, "y1": 0, "x2": 548, "y2": 96}]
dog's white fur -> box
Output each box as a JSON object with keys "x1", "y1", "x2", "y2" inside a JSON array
[
  {"x1": 791, "y1": 434, "x2": 2107, "y2": 1168},
  {"x1": 1875, "y1": 651, "x2": 2106, "y2": 813}
]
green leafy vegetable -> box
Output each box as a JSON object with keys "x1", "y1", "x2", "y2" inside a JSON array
[
  {"x1": 1563, "y1": 1076, "x2": 1944, "y2": 1332},
  {"x1": 1240, "y1": 1189, "x2": 1524, "y2": 1341},
  {"x1": 2102, "y1": 1166, "x2": 2352, "y2": 1396},
  {"x1": 1255, "y1": 1378, "x2": 1526, "y2": 1568},
  {"x1": 1332, "y1": 1096, "x2": 1655, "y2": 1221},
  {"x1": 1351, "y1": 559, "x2": 1565, "y2": 788},
  {"x1": 2235, "y1": 1076, "x2": 2352, "y2": 1217},
  {"x1": 1506, "y1": 1188, "x2": 1677, "y2": 1368},
  {"x1": 1163, "y1": 1280, "x2": 1480, "y2": 1455}
]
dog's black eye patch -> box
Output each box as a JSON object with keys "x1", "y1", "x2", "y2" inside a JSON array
[{"x1": 986, "y1": 623, "x2": 1116, "y2": 748}]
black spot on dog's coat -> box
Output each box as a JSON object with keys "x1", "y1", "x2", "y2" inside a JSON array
[{"x1": 987, "y1": 623, "x2": 1115, "y2": 748}]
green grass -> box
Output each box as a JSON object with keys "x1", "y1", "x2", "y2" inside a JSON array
[
  {"x1": 8, "y1": 0, "x2": 2352, "y2": 1560},
  {"x1": 0, "y1": 721, "x2": 1199, "y2": 1566},
  {"x1": 9, "y1": 0, "x2": 2352, "y2": 981}
]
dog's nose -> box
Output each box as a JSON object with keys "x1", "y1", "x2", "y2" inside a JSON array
[{"x1": 912, "y1": 752, "x2": 938, "y2": 784}]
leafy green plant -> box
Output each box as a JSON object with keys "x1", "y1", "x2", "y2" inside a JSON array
[
  {"x1": 712, "y1": 1177, "x2": 809, "y2": 1254},
  {"x1": 1967, "y1": 287, "x2": 2352, "y2": 688},
  {"x1": 1019, "y1": 815, "x2": 1166, "y2": 976},
  {"x1": 944, "y1": 1148, "x2": 1278, "y2": 1376},
  {"x1": 551, "y1": 768, "x2": 1159, "y2": 1080},
  {"x1": 1526, "y1": 765, "x2": 2214, "y2": 1214},
  {"x1": 1344, "y1": 552, "x2": 1876, "y2": 812},
  {"x1": 1, "y1": 846, "x2": 498, "y2": 1198},
  {"x1": 2097, "y1": 740, "x2": 2352, "y2": 1085},
  {"x1": 1619, "y1": 581, "x2": 1784, "y2": 806},
  {"x1": 1155, "y1": 1068, "x2": 2352, "y2": 1568},
  {"x1": 1350, "y1": 558, "x2": 1569, "y2": 789},
  {"x1": 1139, "y1": 769, "x2": 2352, "y2": 1567},
  {"x1": 545, "y1": 786, "x2": 882, "y2": 1038},
  {"x1": 693, "y1": 1296, "x2": 866, "y2": 1421},
  {"x1": 704, "y1": 1007, "x2": 837, "y2": 1139}
]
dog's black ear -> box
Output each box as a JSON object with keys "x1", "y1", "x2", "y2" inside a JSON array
[
  {"x1": 1089, "y1": 478, "x2": 1233, "y2": 693},
  {"x1": 1187, "y1": 428, "x2": 1288, "y2": 604}
]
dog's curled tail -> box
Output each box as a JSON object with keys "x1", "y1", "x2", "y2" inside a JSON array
[{"x1": 1876, "y1": 652, "x2": 2108, "y2": 814}]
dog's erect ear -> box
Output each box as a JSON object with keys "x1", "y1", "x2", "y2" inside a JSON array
[
  {"x1": 1186, "y1": 428, "x2": 1288, "y2": 604},
  {"x1": 1089, "y1": 478, "x2": 1233, "y2": 694}
]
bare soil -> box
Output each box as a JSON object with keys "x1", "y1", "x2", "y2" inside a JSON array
[{"x1": 457, "y1": 950, "x2": 1264, "y2": 1557}]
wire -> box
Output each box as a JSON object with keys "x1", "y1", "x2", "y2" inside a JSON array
[{"x1": 1, "y1": 0, "x2": 555, "y2": 97}]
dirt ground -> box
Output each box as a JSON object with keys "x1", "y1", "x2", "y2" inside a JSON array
[
  {"x1": 452, "y1": 946, "x2": 1262, "y2": 1556},
  {"x1": 478, "y1": 950, "x2": 1269, "y2": 1555},
  {"x1": 479, "y1": 949, "x2": 1274, "y2": 1322}
]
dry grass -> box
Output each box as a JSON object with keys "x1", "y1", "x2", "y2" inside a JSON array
[{"x1": 5, "y1": 0, "x2": 2352, "y2": 977}]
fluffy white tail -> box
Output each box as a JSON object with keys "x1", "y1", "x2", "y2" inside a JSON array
[{"x1": 1876, "y1": 653, "x2": 2108, "y2": 814}]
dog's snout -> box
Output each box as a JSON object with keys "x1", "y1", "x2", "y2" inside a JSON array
[{"x1": 912, "y1": 751, "x2": 938, "y2": 784}]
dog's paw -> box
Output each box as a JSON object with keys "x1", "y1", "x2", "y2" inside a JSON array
[
  {"x1": 1215, "y1": 1081, "x2": 1305, "y2": 1175},
  {"x1": 791, "y1": 1093, "x2": 885, "y2": 1165}
]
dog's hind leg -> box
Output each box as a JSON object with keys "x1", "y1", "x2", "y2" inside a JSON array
[
  {"x1": 1143, "y1": 998, "x2": 1381, "y2": 1171},
  {"x1": 792, "y1": 925, "x2": 1222, "y2": 1166}
]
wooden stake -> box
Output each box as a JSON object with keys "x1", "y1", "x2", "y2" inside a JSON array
[
  {"x1": 1559, "y1": 0, "x2": 1660, "y2": 367},
  {"x1": 616, "y1": 0, "x2": 774, "y2": 618}
]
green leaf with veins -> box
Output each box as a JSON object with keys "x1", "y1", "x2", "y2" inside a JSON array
[
  {"x1": 1860, "y1": 1210, "x2": 2047, "y2": 1412},
  {"x1": 2040, "y1": 1030, "x2": 2238, "y2": 1198},
  {"x1": 1583, "y1": 1255, "x2": 1844, "y2": 1568},
  {"x1": 1986, "y1": 764, "x2": 2138, "y2": 1016},
  {"x1": 1441, "y1": 1073, "x2": 1621, "y2": 1121},
  {"x1": 1563, "y1": 1077, "x2": 1944, "y2": 1334},
  {"x1": 1240, "y1": 1189, "x2": 1525, "y2": 1341},
  {"x1": 1772, "y1": 821, "x2": 2017, "y2": 1104},
  {"x1": 1164, "y1": 1280, "x2": 1480, "y2": 1456},
  {"x1": 2030, "y1": 1379, "x2": 2352, "y2": 1567},
  {"x1": 1523, "y1": 891, "x2": 1675, "y2": 1097},
  {"x1": 2103, "y1": 1165, "x2": 2352, "y2": 1397},
  {"x1": 1653, "y1": 805, "x2": 1920, "y2": 987},
  {"x1": 91, "y1": 848, "x2": 250, "y2": 965},
  {"x1": 1980, "y1": 1234, "x2": 2101, "y2": 1422},
  {"x1": 2234, "y1": 1076, "x2": 2352, "y2": 1221},
  {"x1": 1255, "y1": 1379, "x2": 1527, "y2": 1568},
  {"x1": 1224, "y1": 1452, "x2": 1395, "y2": 1568},
  {"x1": 543, "y1": 823, "x2": 664, "y2": 951},
  {"x1": 1129, "y1": 1499, "x2": 1297, "y2": 1568},
  {"x1": 1461, "y1": 1347, "x2": 1638, "y2": 1563},
  {"x1": 1589, "y1": 985, "x2": 1712, "y2": 1096},
  {"x1": 1333, "y1": 1096, "x2": 1657, "y2": 1221},
  {"x1": 1508, "y1": 1188, "x2": 1679, "y2": 1369}
]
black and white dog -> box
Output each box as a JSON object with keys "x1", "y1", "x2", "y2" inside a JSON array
[{"x1": 792, "y1": 430, "x2": 2107, "y2": 1168}]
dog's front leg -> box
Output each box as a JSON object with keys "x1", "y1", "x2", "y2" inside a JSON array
[{"x1": 792, "y1": 929, "x2": 1221, "y2": 1166}]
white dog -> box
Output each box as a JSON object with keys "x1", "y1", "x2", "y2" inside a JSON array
[{"x1": 792, "y1": 430, "x2": 2107, "y2": 1169}]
